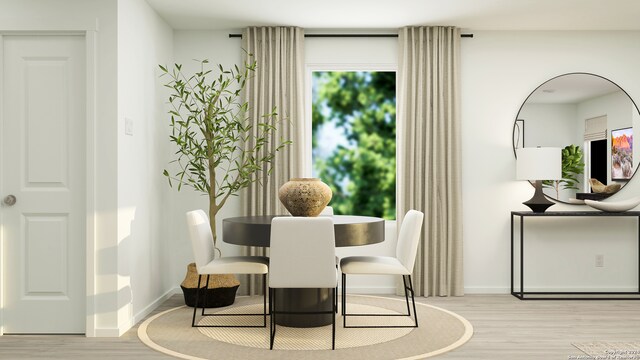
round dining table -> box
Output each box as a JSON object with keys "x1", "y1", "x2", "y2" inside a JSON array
[{"x1": 222, "y1": 214, "x2": 385, "y2": 327}]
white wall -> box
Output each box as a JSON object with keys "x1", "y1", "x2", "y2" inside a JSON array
[
  {"x1": 116, "y1": 0, "x2": 174, "y2": 333},
  {"x1": 461, "y1": 31, "x2": 640, "y2": 293},
  {"x1": 519, "y1": 104, "x2": 578, "y2": 149}
]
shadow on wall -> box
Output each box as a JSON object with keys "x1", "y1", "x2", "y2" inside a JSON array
[{"x1": 92, "y1": 209, "x2": 137, "y2": 332}]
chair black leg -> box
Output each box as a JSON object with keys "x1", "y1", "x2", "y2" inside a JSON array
[
  {"x1": 201, "y1": 275, "x2": 211, "y2": 316},
  {"x1": 192, "y1": 273, "x2": 269, "y2": 328},
  {"x1": 342, "y1": 274, "x2": 418, "y2": 329},
  {"x1": 406, "y1": 275, "x2": 418, "y2": 327},
  {"x1": 268, "y1": 288, "x2": 273, "y2": 349},
  {"x1": 269, "y1": 288, "x2": 276, "y2": 350},
  {"x1": 402, "y1": 275, "x2": 411, "y2": 316},
  {"x1": 268, "y1": 286, "x2": 336, "y2": 350},
  {"x1": 335, "y1": 280, "x2": 339, "y2": 313},
  {"x1": 261, "y1": 274, "x2": 266, "y2": 327},
  {"x1": 342, "y1": 273, "x2": 347, "y2": 327},
  {"x1": 191, "y1": 275, "x2": 203, "y2": 327},
  {"x1": 332, "y1": 287, "x2": 336, "y2": 350}
]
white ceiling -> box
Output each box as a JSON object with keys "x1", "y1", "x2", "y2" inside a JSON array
[
  {"x1": 146, "y1": 0, "x2": 640, "y2": 31},
  {"x1": 525, "y1": 74, "x2": 623, "y2": 104}
]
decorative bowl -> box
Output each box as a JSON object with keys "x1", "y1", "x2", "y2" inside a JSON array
[
  {"x1": 584, "y1": 196, "x2": 640, "y2": 212},
  {"x1": 589, "y1": 178, "x2": 621, "y2": 194}
]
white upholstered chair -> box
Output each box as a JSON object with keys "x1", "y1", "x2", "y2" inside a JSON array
[
  {"x1": 269, "y1": 217, "x2": 337, "y2": 350},
  {"x1": 340, "y1": 209, "x2": 424, "y2": 328},
  {"x1": 186, "y1": 209, "x2": 269, "y2": 328},
  {"x1": 319, "y1": 205, "x2": 339, "y2": 307}
]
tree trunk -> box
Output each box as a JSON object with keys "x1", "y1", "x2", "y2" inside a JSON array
[{"x1": 209, "y1": 192, "x2": 217, "y2": 256}]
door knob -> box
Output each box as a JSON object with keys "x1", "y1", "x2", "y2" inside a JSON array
[{"x1": 3, "y1": 195, "x2": 16, "y2": 206}]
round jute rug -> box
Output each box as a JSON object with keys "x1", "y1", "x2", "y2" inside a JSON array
[{"x1": 138, "y1": 295, "x2": 473, "y2": 360}]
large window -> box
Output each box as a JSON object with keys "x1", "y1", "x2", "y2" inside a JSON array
[{"x1": 311, "y1": 71, "x2": 396, "y2": 219}]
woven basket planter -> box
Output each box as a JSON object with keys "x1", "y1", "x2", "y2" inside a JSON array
[{"x1": 180, "y1": 263, "x2": 240, "y2": 308}]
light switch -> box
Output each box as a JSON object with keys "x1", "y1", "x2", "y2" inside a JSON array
[{"x1": 125, "y1": 117, "x2": 134, "y2": 136}]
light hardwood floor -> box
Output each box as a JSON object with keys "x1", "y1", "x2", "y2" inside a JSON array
[{"x1": 1, "y1": 294, "x2": 638, "y2": 359}]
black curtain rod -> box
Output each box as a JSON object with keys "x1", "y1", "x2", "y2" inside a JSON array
[{"x1": 229, "y1": 33, "x2": 473, "y2": 38}]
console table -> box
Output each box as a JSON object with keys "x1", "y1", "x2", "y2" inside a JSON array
[{"x1": 511, "y1": 210, "x2": 640, "y2": 300}]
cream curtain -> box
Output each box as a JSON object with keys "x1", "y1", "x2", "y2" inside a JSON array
[
  {"x1": 397, "y1": 26, "x2": 464, "y2": 297},
  {"x1": 239, "y1": 26, "x2": 305, "y2": 295}
]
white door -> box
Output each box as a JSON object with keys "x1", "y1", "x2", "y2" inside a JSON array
[{"x1": 1, "y1": 35, "x2": 86, "y2": 334}]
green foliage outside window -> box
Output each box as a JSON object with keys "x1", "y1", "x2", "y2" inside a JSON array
[{"x1": 312, "y1": 71, "x2": 396, "y2": 220}]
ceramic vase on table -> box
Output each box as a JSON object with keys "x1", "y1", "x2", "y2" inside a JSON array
[{"x1": 278, "y1": 178, "x2": 332, "y2": 216}]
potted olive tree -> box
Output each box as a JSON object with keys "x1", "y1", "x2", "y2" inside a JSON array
[{"x1": 160, "y1": 58, "x2": 290, "y2": 307}]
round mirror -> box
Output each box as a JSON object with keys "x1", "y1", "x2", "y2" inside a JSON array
[{"x1": 513, "y1": 73, "x2": 640, "y2": 203}]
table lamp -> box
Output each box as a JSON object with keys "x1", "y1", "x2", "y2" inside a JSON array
[{"x1": 516, "y1": 147, "x2": 562, "y2": 213}]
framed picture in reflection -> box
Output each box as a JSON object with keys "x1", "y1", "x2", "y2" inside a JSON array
[{"x1": 611, "y1": 127, "x2": 633, "y2": 181}]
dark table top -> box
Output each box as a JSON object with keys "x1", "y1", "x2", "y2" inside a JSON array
[{"x1": 222, "y1": 215, "x2": 385, "y2": 247}]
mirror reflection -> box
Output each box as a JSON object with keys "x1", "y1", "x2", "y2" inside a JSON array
[{"x1": 513, "y1": 73, "x2": 640, "y2": 203}]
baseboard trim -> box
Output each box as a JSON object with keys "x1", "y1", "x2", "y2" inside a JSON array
[
  {"x1": 463, "y1": 286, "x2": 639, "y2": 294},
  {"x1": 93, "y1": 328, "x2": 122, "y2": 337},
  {"x1": 133, "y1": 287, "x2": 180, "y2": 327},
  {"x1": 92, "y1": 288, "x2": 180, "y2": 337},
  {"x1": 464, "y1": 287, "x2": 510, "y2": 294},
  {"x1": 511, "y1": 286, "x2": 638, "y2": 292}
]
